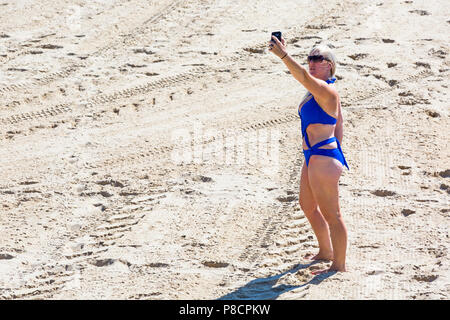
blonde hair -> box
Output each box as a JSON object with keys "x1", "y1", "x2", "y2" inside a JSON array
[{"x1": 309, "y1": 44, "x2": 337, "y2": 78}]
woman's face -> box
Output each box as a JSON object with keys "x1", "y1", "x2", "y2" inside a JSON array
[{"x1": 308, "y1": 55, "x2": 332, "y2": 80}]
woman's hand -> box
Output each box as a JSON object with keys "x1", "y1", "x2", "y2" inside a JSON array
[{"x1": 268, "y1": 35, "x2": 288, "y2": 59}]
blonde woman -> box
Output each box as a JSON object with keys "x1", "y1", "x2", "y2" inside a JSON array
[{"x1": 269, "y1": 36, "x2": 349, "y2": 274}]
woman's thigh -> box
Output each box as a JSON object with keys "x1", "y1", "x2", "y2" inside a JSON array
[
  {"x1": 299, "y1": 163, "x2": 319, "y2": 213},
  {"x1": 308, "y1": 156, "x2": 343, "y2": 219}
]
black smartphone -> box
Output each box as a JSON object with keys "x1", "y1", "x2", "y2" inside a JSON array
[{"x1": 271, "y1": 31, "x2": 282, "y2": 42}]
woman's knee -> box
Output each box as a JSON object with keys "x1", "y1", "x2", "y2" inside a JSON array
[
  {"x1": 299, "y1": 198, "x2": 319, "y2": 216},
  {"x1": 320, "y1": 209, "x2": 344, "y2": 226}
]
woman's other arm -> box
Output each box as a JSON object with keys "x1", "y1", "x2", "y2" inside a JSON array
[{"x1": 334, "y1": 102, "x2": 344, "y2": 144}]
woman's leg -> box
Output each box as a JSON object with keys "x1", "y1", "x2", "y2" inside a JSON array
[
  {"x1": 308, "y1": 156, "x2": 347, "y2": 272},
  {"x1": 299, "y1": 163, "x2": 333, "y2": 260}
]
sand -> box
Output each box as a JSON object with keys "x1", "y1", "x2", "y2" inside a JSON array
[{"x1": 0, "y1": 0, "x2": 448, "y2": 300}]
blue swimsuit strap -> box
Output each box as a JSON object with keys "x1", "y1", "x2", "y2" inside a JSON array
[
  {"x1": 303, "y1": 77, "x2": 337, "y2": 149},
  {"x1": 310, "y1": 137, "x2": 337, "y2": 149}
]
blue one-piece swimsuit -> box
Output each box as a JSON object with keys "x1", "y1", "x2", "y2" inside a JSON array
[{"x1": 298, "y1": 78, "x2": 349, "y2": 169}]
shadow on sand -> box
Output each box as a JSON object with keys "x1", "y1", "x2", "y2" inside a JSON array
[{"x1": 218, "y1": 262, "x2": 336, "y2": 300}]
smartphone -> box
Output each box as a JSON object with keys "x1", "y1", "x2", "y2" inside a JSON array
[{"x1": 271, "y1": 31, "x2": 282, "y2": 42}]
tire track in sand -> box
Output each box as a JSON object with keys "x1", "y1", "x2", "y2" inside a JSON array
[
  {"x1": 216, "y1": 152, "x2": 311, "y2": 299},
  {"x1": 0, "y1": 0, "x2": 354, "y2": 128},
  {"x1": 0, "y1": 0, "x2": 339, "y2": 99},
  {"x1": 0, "y1": 187, "x2": 168, "y2": 299},
  {"x1": 0, "y1": 66, "x2": 210, "y2": 125},
  {"x1": 0, "y1": 0, "x2": 186, "y2": 95}
]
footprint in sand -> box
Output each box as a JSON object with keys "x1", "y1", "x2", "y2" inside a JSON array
[
  {"x1": 399, "y1": 165, "x2": 413, "y2": 176},
  {"x1": 348, "y1": 53, "x2": 368, "y2": 60},
  {"x1": 437, "y1": 169, "x2": 450, "y2": 178},
  {"x1": 202, "y1": 261, "x2": 229, "y2": 268},
  {"x1": 7, "y1": 68, "x2": 27, "y2": 72},
  {"x1": 93, "y1": 203, "x2": 107, "y2": 212},
  {"x1": 90, "y1": 258, "x2": 116, "y2": 267},
  {"x1": 401, "y1": 209, "x2": 415, "y2": 217},
  {"x1": 425, "y1": 110, "x2": 440, "y2": 118},
  {"x1": 294, "y1": 269, "x2": 313, "y2": 282},
  {"x1": 409, "y1": 10, "x2": 430, "y2": 16},
  {"x1": 147, "y1": 263, "x2": 170, "y2": 268},
  {"x1": 388, "y1": 79, "x2": 398, "y2": 87},
  {"x1": 40, "y1": 44, "x2": 63, "y2": 49},
  {"x1": 305, "y1": 24, "x2": 330, "y2": 30},
  {"x1": 439, "y1": 184, "x2": 450, "y2": 194},
  {"x1": 415, "y1": 62, "x2": 431, "y2": 69},
  {"x1": 0, "y1": 253, "x2": 15, "y2": 260},
  {"x1": 95, "y1": 180, "x2": 125, "y2": 188},
  {"x1": 19, "y1": 180, "x2": 39, "y2": 186},
  {"x1": 133, "y1": 48, "x2": 155, "y2": 55},
  {"x1": 192, "y1": 175, "x2": 213, "y2": 183},
  {"x1": 429, "y1": 48, "x2": 447, "y2": 59},
  {"x1": 413, "y1": 274, "x2": 438, "y2": 282},
  {"x1": 5, "y1": 130, "x2": 21, "y2": 139},
  {"x1": 370, "y1": 189, "x2": 397, "y2": 197},
  {"x1": 398, "y1": 95, "x2": 430, "y2": 105},
  {"x1": 244, "y1": 47, "x2": 265, "y2": 54},
  {"x1": 126, "y1": 63, "x2": 147, "y2": 68},
  {"x1": 276, "y1": 195, "x2": 297, "y2": 203},
  {"x1": 98, "y1": 191, "x2": 113, "y2": 198},
  {"x1": 367, "y1": 270, "x2": 384, "y2": 275}
]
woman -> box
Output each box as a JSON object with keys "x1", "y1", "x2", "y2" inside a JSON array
[{"x1": 268, "y1": 36, "x2": 349, "y2": 273}]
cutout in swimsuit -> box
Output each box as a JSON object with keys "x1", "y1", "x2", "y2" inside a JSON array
[{"x1": 298, "y1": 77, "x2": 349, "y2": 169}]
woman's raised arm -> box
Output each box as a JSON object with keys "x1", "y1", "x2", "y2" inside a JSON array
[{"x1": 269, "y1": 36, "x2": 338, "y2": 106}]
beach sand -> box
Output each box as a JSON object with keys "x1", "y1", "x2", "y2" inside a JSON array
[{"x1": 0, "y1": 0, "x2": 448, "y2": 299}]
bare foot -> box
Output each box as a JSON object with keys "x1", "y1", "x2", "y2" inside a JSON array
[
  {"x1": 305, "y1": 251, "x2": 333, "y2": 261},
  {"x1": 311, "y1": 264, "x2": 346, "y2": 275}
]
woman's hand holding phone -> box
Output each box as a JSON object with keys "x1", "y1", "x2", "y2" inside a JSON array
[{"x1": 268, "y1": 32, "x2": 288, "y2": 59}]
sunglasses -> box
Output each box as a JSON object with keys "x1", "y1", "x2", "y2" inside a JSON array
[{"x1": 307, "y1": 55, "x2": 329, "y2": 62}]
